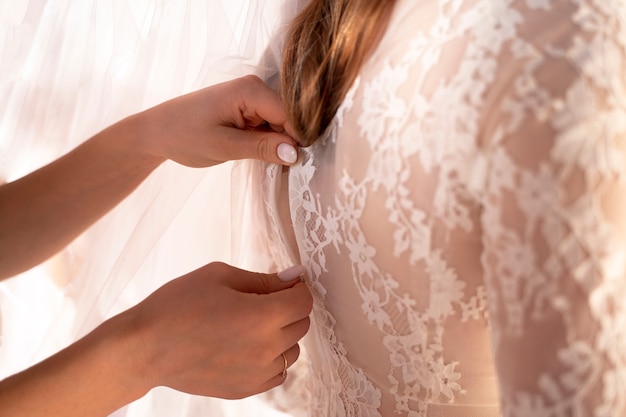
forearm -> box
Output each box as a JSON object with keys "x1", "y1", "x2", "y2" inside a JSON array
[
  {"x1": 0, "y1": 115, "x2": 164, "y2": 279},
  {"x1": 0, "y1": 314, "x2": 149, "y2": 417}
]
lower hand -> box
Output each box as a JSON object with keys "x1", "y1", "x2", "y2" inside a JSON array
[{"x1": 124, "y1": 262, "x2": 312, "y2": 399}]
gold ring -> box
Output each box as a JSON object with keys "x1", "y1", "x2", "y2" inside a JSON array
[{"x1": 281, "y1": 353, "x2": 288, "y2": 378}]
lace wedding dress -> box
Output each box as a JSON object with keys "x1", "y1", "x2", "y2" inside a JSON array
[{"x1": 244, "y1": 0, "x2": 626, "y2": 416}]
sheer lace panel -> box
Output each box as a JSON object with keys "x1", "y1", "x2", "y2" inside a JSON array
[
  {"x1": 479, "y1": 1, "x2": 626, "y2": 415},
  {"x1": 255, "y1": 0, "x2": 626, "y2": 416}
]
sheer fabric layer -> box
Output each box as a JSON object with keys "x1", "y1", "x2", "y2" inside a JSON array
[
  {"x1": 252, "y1": 0, "x2": 626, "y2": 416},
  {"x1": 1, "y1": 1, "x2": 302, "y2": 416}
]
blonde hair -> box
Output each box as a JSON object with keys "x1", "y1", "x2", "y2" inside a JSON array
[{"x1": 280, "y1": 0, "x2": 396, "y2": 146}]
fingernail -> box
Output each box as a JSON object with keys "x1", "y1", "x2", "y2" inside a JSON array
[
  {"x1": 277, "y1": 143, "x2": 297, "y2": 164},
  {"x1": 278, "y1": 265, "x2": 305, "y2": 282}
]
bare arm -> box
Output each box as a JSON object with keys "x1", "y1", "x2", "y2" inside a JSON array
[
  {"x1": 0, "y1": 263, "x2": 311, "y2": 417},
  {"x1": 0, "y1": 307, "x2": 146, "y2": 417},
  {"x1": 0, "y1": 120, "x2": 161, "y2": 279},
  {"x1": 0, "y1": 75, "x2": 298, "y2": 279}
]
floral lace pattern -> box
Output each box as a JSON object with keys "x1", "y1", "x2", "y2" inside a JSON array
[{"x1": 256, "y1": 0, "x2": 626, "y2": 415}]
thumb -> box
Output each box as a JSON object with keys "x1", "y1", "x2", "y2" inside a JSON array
[
  {"x1": 217, "y1": 128, "x2": 299, "y2": 166},
  {"x1": 223, "y1": 264, "x2": 306, "y2": 295}
]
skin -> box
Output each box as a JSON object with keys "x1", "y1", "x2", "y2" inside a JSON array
[{"x1": 0, "y1": 75, "x2": 313, "y2": 416}]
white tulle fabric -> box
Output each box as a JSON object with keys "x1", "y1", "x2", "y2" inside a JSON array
[
  {"x1": 0, "y1": 1, "x2": 302, "y2": 416},
  {"x1": 246, "y1": 0, "x2": 626, "y2": 416}
]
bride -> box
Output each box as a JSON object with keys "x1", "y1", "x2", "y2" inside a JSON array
[{"x1": 258, "y1": 0, "x2": 626, "y2": 416}]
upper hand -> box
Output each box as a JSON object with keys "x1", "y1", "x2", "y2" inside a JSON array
[{"x1": 131, "y1": 75, "x2": 300, "y2": 167}]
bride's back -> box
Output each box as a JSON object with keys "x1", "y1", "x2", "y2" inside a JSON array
[{"x1": 257, "y1": 0, "x2": 626, "y2": 415}]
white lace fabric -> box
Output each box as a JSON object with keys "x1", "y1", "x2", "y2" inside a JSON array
[{"x1": 253, "y1": 0, "x2": 626, "y2": 415}]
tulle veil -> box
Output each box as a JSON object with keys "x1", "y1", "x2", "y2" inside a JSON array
[{"x1": 0, "y1": 0, "x2": 306, "y2": 415}]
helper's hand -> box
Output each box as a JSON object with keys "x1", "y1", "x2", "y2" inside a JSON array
[
  {"x1": 126, "y1": 262, "x2": 312, "y2": 399},
  {"x1": 0, "y1": 263, "x2": 311, "y2": 417},
  {"x1": 132, "y1": 75, "x2": 300, "y2": 167}
]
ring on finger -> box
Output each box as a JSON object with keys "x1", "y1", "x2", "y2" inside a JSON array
[{"x1": 281, "y1": 353, "x2": 288, "y2": 378}]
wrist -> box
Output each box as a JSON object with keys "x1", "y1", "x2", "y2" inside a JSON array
[
  {"x1": 118, "y1": 106, "x2": 172, "y2": 165},
  {"x1": 101, "y1": 308, "x2": 157, "y2": 400},
  {"x1": 0, "y1": 312, "x2": 154, "y2": 417},
  {"x1": 99, "y1": 112, "x2": 167, "y2": 171}
]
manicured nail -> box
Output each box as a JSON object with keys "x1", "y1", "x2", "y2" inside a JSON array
[
  {"x1": 277, "y1": 143, "x2": 297, "y2": 164},
  {"x1": 278, "y1": 265, "x2": 305, "y2": 282}
]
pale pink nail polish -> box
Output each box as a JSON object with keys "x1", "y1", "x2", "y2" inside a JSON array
[
  {"x1": 278, "y1": 265, "x2": 305, "y2": 282},
  {"x1": 277, "y1": 143, "x2": 298, "y2": 164}
]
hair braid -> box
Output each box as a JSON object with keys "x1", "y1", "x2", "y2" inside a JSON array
[{"x1": 280, "y1": 0, "x2": 396, "y2": 146}]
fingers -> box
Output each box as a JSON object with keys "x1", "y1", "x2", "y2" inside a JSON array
[
  {"x1": 278, "y1": 343, "x2": 301, "y2": 378},
  {"x1": 256, "y1": 344, "x2": 302, "y2": 393},
  {"x1": 265, "y1": 282, "x2": 314, "y2": 328},
  {"x1": 208, "y1": 263, "x2": 311, "y2": 316},
  {"x1": 281, "y1": 316, "x2": 311, "y2": 349},
  {"x1": 237, "y1": 75, "x2": 296, "y2": 137},
  {"x1": 213, "y1": 262, "x2": 312, "y2": 325},
  {"x1": 219, "y1": 262, "x2": 305, "y2": 294},
  {"x1": 220, "y1": 75, "x2": 301, "y2": 165}
]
